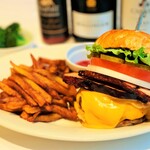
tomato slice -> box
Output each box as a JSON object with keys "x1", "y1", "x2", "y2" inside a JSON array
[{"x1": 90, "y1": 57, "x2": 150, "y2": 83}]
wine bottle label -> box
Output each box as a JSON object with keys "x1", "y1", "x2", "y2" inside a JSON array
[
  {"x1": 72, "y1": 10, "x2": 113, "y2": 39},
  {"x1": 38, "y1": 0, "x2": 68, "y2": 37},
  {"x1": 122, "y1": 0, "x2": 150, "y2": 33}
]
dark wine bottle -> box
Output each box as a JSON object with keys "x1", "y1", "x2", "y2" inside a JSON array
[
  {"x1": 38, "y1": 0, "x2": 69, "y2": 44},
  {"x1": 71, "y1": 0, "x2": 117, "y2": 42}
]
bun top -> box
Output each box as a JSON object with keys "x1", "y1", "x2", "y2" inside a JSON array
[{"x1": 95, "y1": 29, "x2": 150, "y2": 53}]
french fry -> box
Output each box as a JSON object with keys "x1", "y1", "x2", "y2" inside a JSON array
[
  {"x1": 0, "y1": 91, "x2": 9, "y2": 99},
  {"x1": 9, "y1": 64, "x2": 47, "y2": 90},
  {"x1": 67, "y1": 85, "x2": 77, "y2": 96},
  {"x1": 9, "y1": 74, "x2": 46, "y2": 107},
  {"x1": 3, "y1": 79, "x2": 37, "y2": 106},
  {"x1": 23, "y1": 77, "x2": 52, "y2": 104},
  {"x1": 21, "y1": 109, "x2": 40, "y2": 122},
  {"x1": 27, "y1": 111, "x2": 40, "y2": 122},
  {"x1": 20, "y1": 111, "x2": 30, "y2": 120},
  {"x1": 63, "y1": 96, "x2": 75, "y2": 103},
  {"x1": 35, "y1": 113, "x2": 62, "y2": 122},
  {"x1": 52, "y1": 99, "x2": 68, "y2": 108},
  {"x1": 0, "y1": 81, "x2": 21, "y2": 98},
  {"x1": 51, "y1": 105, "x2": 78, "y2": 121},
  {"x1": 63, "y1": 66, "x2": 70, "y2": 74},
  {"x1": 53, "y1": 76, "x2": 69, "y2": 88},
  {"x1": 30, "y1": 54, "x2": 39, "y2": 69},
  {"x1": 46, "y1": 89, "x2": 61, "y2": 99},
  {"x1": 33, "y1": 68, "x2": 52, "y2": 78},
  {"x1": 5, "y1": 99, "x2": 26, "y2": 112},
  {"x1": 20, "y1": 111, "x2": 40, "y2": 122},
  {"x1": 22, "y1": 105, "x2": 41, "y2": 114},
  {"x1": 38, "y1": 57, "x2": 61, "y2": 65},
  {"x1": 19, "y1": 64, "x2": 33, "y2": 72},
  {"x1": 38, "y1": 58, "x2": 70, "y2": 76},
  {"x1": 32, "y1": 72, "x2": 75, "y2": 96},
  {"x1": 0, "y1": 96, "x2": 22, "y2": 103},
  {"x1": 49, "y1": 65, "x2": 57, "y2": 74},
  {"x1": 10, "y1": 61, "x2": 35, "y2": 81},
  {"x1": 0, "y1": 97, "x2": 26, "y2": 112},
  {"x1": 0, "y1": 54, "x2": 78, "y2": 124},
  {"x1": 43, "y1": 104, "x2": 53, "y2": 112}
]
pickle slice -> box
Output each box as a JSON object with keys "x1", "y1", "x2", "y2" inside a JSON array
[
  {"x1": 100, "y1": 54, "x2": 124, "y2": 63},
  {"x1": 100, "y1": 54, "x2": 150, "y2": 71}
]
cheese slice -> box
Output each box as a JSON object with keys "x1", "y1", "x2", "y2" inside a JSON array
[{"x1": 75, "y1": 90, "x2": 149, "y2": 129}]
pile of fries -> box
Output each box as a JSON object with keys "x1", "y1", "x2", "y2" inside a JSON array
[{"x1": 0, "y1": 54, "x2": 78, "y2": 122}]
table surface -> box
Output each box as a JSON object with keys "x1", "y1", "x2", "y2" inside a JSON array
[{"x1": 0, "y1": 0, "x2": 150, "y2": 150}]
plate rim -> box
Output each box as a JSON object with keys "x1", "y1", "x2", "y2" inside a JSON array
[{"x1": 0, "y1": 44, "x2": 150, "y2": 142}]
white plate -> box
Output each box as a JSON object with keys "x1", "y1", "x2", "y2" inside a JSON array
[{"x1": 0, "y1": 44, "x2": 150, "y2": 142}]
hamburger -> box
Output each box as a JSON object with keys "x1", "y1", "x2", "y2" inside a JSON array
[{"x1": 63, "y1": 29, "x2": 150, "y2": 129}]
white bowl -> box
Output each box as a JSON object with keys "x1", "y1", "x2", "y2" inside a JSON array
[
  {"x1": 0, "y1": 29, "x2": 33, "y2": 56},
  {"x1": 66, "y1": 43, "x2": 93, "y2": 72}
]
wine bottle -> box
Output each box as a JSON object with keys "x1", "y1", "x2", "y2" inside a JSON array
[
  {"x1": 121, "y1": 0, "x2": 150, "y2": 33},
  {"x1": 38, "y1": 0, "x2": 69, "y2": 44},
  {"x1": 71, "y1": 0, "x2": 117, "y2": 42}
]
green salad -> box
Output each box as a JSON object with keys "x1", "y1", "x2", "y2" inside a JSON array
[{"x1": 0, "y1": 23, "x2": 27, "y2": 48}]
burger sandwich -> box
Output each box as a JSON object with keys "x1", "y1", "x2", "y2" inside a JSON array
[{"x1": 63, "y1": 29, "x2": 150, "y2": 129}]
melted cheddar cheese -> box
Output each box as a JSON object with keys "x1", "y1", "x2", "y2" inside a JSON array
[{"x1": 75, "y1": 90, "x2": 150, "y2": 129}]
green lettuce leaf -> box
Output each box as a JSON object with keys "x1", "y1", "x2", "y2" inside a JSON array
[
  {"x1": 133, "y1": 47, "x2": 150, "y2": 66},
  {"x1": 86, "y1": 43, "x2": 150, "y2": 66}
]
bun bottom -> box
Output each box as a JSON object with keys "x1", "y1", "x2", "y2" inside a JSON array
[{"x1": 117, "y1": 117, "x2": 146, "y2": 127}]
